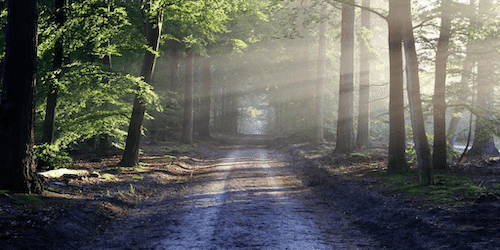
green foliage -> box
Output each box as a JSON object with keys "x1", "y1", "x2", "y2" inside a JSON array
[
  {"x1": 34, "y1": 143, "x2": 73, "y2": 171},
  {"x1": 129, "y1": 183, "x2": 135, "y2": 194},
  {"x1": 37, "y1": 62, "x2": 160, "y2": 150},
  {"x1": 38, "y1": 0, "x2": 141, "y2": 61},
  {"x1": 406, "y1": 127, "x2": 460, "y2": 161},
  {"x1": 102, "y1": 173, "x2": 115, "y2": 180}
]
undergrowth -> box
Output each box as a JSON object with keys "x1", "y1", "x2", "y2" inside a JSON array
[{"x1": 380, "y1": 172, "x2": 499, "y2": 204}]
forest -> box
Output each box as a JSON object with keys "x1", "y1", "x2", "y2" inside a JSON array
[{"x1": 0, "y1": 0, "x2": 500, "y2": 249}]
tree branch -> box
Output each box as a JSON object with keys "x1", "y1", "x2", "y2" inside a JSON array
[{"x1": 324, "y1": 0, "x2": 388, "y2": 21}]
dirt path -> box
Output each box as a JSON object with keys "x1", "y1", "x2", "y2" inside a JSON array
[{"x1": 82, "y1": 146, "x2": 372, "y2": 249}]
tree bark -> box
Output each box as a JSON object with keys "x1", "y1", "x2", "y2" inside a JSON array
[
  {"x1": 356, "y1": 0, "x2": 371, "y2": 149},
  {"x1": 180, "y1": 49, "x2": 194, "y2": 144},
  {"x1": 334, "y1": 0, "x2": 356, "y2": 154},
  {"x1": 0, "y1": 0, "x2": 42, "y2": 193},
  {"x1": 432, "y1": 0, "x2": 451, "y2": 170},
  {"x1": 387, "y1": 0, "x2": 410, "y2": 174},
  {"x1": 120, "y1": 6, "x2": 161, "y2": 166},
  {"x1": 199, "y1": 57, "x2": 212, "y2": 137},
  {"x1": 41, "y1": 0, "x2": 66, "y2": 146},
  {"x1": 315, "y1": 6, "x2": 328, "y2": 144},
  {"x1": 402, "y1": 0, "x2": 433, "y2": 184}
]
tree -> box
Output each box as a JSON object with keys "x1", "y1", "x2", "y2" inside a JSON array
[
  {"x1": 199, "y1": 56, "x2": 212, "y2": 137},
  {"x1": 180, "y1": 49, "x2": 194, "y2": 144},
  {"x1": 402, "y1": 0, "x2": 433, "y2": 184},
  {"x1": 334, "y1": 0, "x2": 356, "y2": 154},
  {"x1": 356, "y1": 0, "x2": 371, "y2": 149},
  {"x1": 315, "y1": 6, "x2": 328, "y2": 143},
  {"x1": 468, "y1": 0, "x2": 500, "y2": 156},
  {"x1": 387, "y1": 0, "x2": 410, "y2": 174},
  {"x1": 446, "y1": 0, "x2": 477, "y2": 147},
  {"x1": 41, "y1": 0, "x2": 65, "y2": 146},
  {"x1": 432, "y1": 0, "x2": 452, "y2": 170},
  {"x1": 0, "y1": 0, "x2": 42, "y2": 193},
  {"x1": 120, "y1": 3, "x2": 162, "y2": 166}
]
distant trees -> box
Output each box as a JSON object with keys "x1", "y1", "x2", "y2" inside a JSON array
[
  {"x1": 314, "y1": 5, "x2": 328, "y2": 144},
  {"x1": 0, "y1": 0, "x2": 42, "y2": 193},
  {"x1": 198, "y1": 57, "x2": 212, "y2": 138},
  {"x1": 180, "y1": 49, "x2": 194, "y2": 144},
  {"x1": 467, "y1": 0, "x2": 500, "y2": 156},
  {"x1": 355, "y1": 0, "x2": 371, "y2": 149}
]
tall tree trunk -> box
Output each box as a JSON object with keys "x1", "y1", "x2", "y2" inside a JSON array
[
  {"x1": 432, "y1": 0, "x2": 451, "y2": 170},
  {"x1": 120, "y1": 7, "x2": 162, "y2": 166},
  {"x1": 41, "y1": 0, "x2": 65, "y2": 146},
  {"x1": 315, "y1": 6, "x2": 328, "y2": 144},
  {"x1": 468, "y1": 0, "x2": 499, "y2": 156},
  {"x1": 199, "y1": 57, "x2": 212, "y2": 137},
  {"x1": 180, "y1": 49, "x2": 194, "y2": 144},
  {"x1": 0, "y1": 0, "x2": 42, "y2": 193},
  {"x1": 402, "y1": 0, "x2": 433, "y2": 184},
  {"x1": 334, "y1": 0, "x2": 356, "y2": 154},
  {"x1": 387, "y1": 0, "x2": 410, "y2": 174},
  {"x1": 356, "y1": 0, "x2": 371, "y2": 149}
]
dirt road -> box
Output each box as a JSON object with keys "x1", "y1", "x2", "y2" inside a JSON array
[{"x1": 83, "y1": 146, "x2": 372, "y2": 249}]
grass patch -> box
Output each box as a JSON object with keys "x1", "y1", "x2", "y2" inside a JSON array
[
  {"x1": 11, "y1": 194, "x2": 44, "y2": 205},
  {"x1": 132, "y1": 176, "x2": 144, "y2": 180},
  {"x1": 161, "y1": 144, "x2": 196, "y2": 154},
  {"x1": 129, "y1": 184, "x2": 135, "y2": 194},
  {"x1": 349, "y1": 152, "x2": 372, "y2": 161},
  {"x1": 384, "y1": 173, "x2": 491, "y2": 203},
  {"x1": 101, "y1": 173, "x2": 115, "y2": 180},
  {"x1": 130, "y1": 163, "x2": 149, "y2": 172},
  {"x1": 164, "y1": 155, "x2": 176, "y2": 161}
]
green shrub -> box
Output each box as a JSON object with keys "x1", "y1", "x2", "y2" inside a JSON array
[{"x1": 34, "y1": 143, "x2": 73, "y2": 171}]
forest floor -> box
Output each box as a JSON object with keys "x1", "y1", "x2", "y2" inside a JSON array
[{"x1": 1, "y1": 134, "x2": 500, "y2": 249}]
